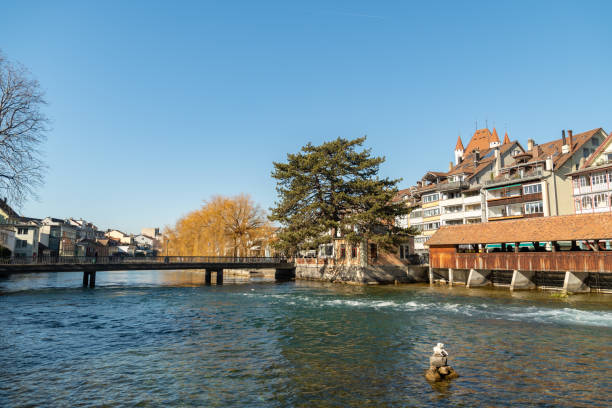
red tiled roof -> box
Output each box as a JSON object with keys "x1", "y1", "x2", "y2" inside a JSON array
[
  {"x1": 464, "y1": 128, "x2": 494, "y2": 153},
  {"x1": 448, "y1": 141, "x2": 519, "y2": 179},
  {"x1": 392, "y1": 188, "x2": 413, "y2": 202},
  {"x1": 583, "y1": 129, "x2": 612, "y2": 167},
  {"x1": 426, "y1": 213, "x2": 612, "y2": 246},
  {"x1": 503, "y1": 132, "x2": 511, "y2": 145},
  {"x1": 491, "y1": 128, "x2": 500, "y2": 143},
  {"x1": 455, "y1": 135, "x2": 464, "y2": 151}
]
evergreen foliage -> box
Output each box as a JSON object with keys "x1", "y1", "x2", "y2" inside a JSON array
[{"x1": 270, "y1": 136, "x2": 411, "y2": 253}]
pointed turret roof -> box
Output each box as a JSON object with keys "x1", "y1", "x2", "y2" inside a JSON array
[
  {"x1": 491, "y1": 128, "x2": 500, "y2": 143},
  {"x1": 503, "y1": 132, "x2": 511, "y2": 145},
  {"x1": 455, "y1": 135, "x2": 464, "y2": 151},
  {"x1": 464, "y1": 128, "x2": 493, "y2": 153}
]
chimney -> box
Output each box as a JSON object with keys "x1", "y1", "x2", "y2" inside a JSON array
[
  {"x1": 568, "y1": 130, "x2": 574, "y2": 151},
  {"x1": 416, "y1": 181, "x2": 422, "y2": 188},
  {"x1": 561, "y1": 129, "x2": 570, "y2": 154},
  {"x1": 494, "y1": 147, "x2": 502, "y2": 176},
  {"x1": 562, "y1": 130, "x2": 566, "y2": 145},
  {"x1": 449, "y1": 161, "x2": 453, "y2": 172},
  {"x1": 527, "y1": 139, "x2": 535, "y2": 151}
]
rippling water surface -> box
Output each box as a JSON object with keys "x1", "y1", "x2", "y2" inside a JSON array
[{"x1": 1, "y1": 271, "x2": 611, "y2": 407}]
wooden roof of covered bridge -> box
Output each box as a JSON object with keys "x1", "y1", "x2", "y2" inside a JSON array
[{"x1": 426, "y1": 213, "x2": 612, "y2": 246}]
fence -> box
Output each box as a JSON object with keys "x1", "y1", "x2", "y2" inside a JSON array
[{"x1": 0, "y1": 256, "x2": 286, "y2": 266}]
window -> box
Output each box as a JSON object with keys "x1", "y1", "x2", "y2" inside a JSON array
[
  {"x1": 594, "y1": 193, "x2": 609, "y2": 208},
  {"x1": 592, "y1": 172, "x2": 606, "y2": 186},
  {"x1": 445, "y1": 219, "x2": 463, "y2": 225},
  {"x1": 581, "y1": 196, "x2": 592, "y2": 210},
  {"x1": 423, "y1": 207, "x2": 440, "y2": 217},
  {"x1": 351, "y1": 246, "x2": 357, "y2": 258},
  {"x1": 575, "y1": 198, "x2": 581, "y2": 212},
  {"x1": 445, "y1": 192, "x2": 461, "y2": 199},
  {"x1": 319, "y1": 244, "x2": 333, "y2": 257},
  {"x1": 17, "y1": 228, "x2": 28, "y2": 235},
  {"x1": 444, "y1": 205, "x2": 462, "y2": 213},
  {"x1": 339, "y1": 244, "x2": 346, "y2": 258},
  {"x1": 369, "y1": 243, "x2": 377, "y2": 259},
  {"x1": 524, "y1": 201, "x2": 543, "y2": 214},
  {"x1": 423, "y1": 193, "x2": 439, "y2": 203},
  {"x1": 399, "y1": 244, "x2": 410, "y2": 259},
  {"x1": 523, "y1": 183, "x2": 542, "y2": 195},
  {"x1": 423, "y1": 222, "x2": 440, "y2": 231},
  {"x1": 580, "y1": 176, "x2": 590, "y2": 188},
  {"x1": 409, "y1": 210, "x2": 422, "y2": 219}
]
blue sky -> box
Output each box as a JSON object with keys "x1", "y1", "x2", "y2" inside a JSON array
[{"x1": 2, "y1": 0, "x2": 611, "y2": 233}]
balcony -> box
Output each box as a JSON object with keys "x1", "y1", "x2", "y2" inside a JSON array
[
  {"x1": 485, "y1": 169, "x2": 544, "y2": 187},
  {"x1": 463, "y1": 194, "x2": 481, "y2": 204},
  {"x1": 441, "y1": 196, "x2": 463, "y2": 206},
  {"x1": 463, "y1": 209, "x2": 482, "y2": 219},
  {"x1": 487, "y1": 192, "x2": 543, "y2": 207},
  {"x1": 440, "y1": 211, "x2": 464, "y2": 222},
  {"x1": 437, "y1": 181, "x2": 469, "y2": 192}
]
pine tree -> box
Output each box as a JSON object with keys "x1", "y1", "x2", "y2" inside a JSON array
[{"x1": 270, "y1": 136, "x2": 411, "y2": 254}]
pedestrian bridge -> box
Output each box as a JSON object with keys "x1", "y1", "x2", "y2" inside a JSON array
[{"x1": 0, "y1": 256, "x2": 295, "y2": 287}]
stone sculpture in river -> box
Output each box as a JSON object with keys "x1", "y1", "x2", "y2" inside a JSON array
[{"x1": 425, "y1": 343, "x2": 459, "y2": 382}]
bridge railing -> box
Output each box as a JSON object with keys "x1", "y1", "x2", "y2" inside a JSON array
[{"x1": 0, "y1": 256, "x2": 288, "y2": 266}]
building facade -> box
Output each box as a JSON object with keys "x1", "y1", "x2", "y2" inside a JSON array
[
  {"x1": 484, "y1": 128, "x2": 608, "y2": 221},
  {"x1": 402, "y1": 128, "x2": 522, "y2": 255}
]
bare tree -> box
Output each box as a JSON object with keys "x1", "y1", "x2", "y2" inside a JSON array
[{"x1": 0, "y1": 51, "x2": 48, "y2": 207}]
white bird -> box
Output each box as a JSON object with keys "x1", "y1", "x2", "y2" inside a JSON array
[{"x1": 433, "y1": 343, "x2": 448, "y2": 357}]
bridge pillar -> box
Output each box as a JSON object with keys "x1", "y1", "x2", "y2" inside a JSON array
[
  {"x1": 510, "y1": 270, "x2": 535, "y2": 291},
  {"x1": 563, "y1": 271, "x2": 590, "y2": 293},
  {"x1": 82, "y1": 271, "x2": 97, "y2": 288},
  {"x1": 205, "y1": 269, "x2": 212, "y2": 285},
  {"x1": 466, "y1": 269, "x2": 491, "y2": 288},
  {"x1": 217, "y1": 269, "x2": 223, "y2": 285}
]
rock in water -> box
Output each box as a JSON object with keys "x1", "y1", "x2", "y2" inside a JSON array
[
  {"x1": 425, "y1": 343, "x2": 459, "y2": 382},
  {"x1": 425, "y1": 367, "x2": 442, "y2": 382}
]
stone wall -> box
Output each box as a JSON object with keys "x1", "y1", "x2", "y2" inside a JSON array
[{"x1": 295, "y1": 264, "x2": 428, "y2": 284}]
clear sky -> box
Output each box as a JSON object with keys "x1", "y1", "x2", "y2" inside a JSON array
[{"x1": 2, "y1": 0, "x2": 611, "y2": 233}]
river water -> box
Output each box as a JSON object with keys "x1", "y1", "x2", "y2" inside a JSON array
[{"x1": 1, "y1": 271, "x2": 611, "y2": 407}]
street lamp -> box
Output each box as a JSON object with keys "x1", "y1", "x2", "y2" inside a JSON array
[{"x1": 166, "y1": 239, "x2": 169, "y2": 257}]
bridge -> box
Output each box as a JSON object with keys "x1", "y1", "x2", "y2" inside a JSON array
[{"x1": 0, "y1": 256, "x2": 296, "y2": 287}]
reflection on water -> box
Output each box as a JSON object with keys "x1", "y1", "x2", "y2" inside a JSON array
[{"x1": 1, "y1": 271, "x2": 611, "y2": 407}]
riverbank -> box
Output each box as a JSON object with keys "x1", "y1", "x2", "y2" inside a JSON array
[{"x1": 295, "y1": 264, "x2": 428, "y2": 284}]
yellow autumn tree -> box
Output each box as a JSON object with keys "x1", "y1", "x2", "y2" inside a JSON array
[{"x1": 162, "y1": 194, "x2": 275, "y2": 257}]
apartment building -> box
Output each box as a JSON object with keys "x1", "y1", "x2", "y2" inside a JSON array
[
  {"x1": 569, "y1": 129, "x2": 612, "y2": 214},
  {"x1": 484, "y1": 128, "x2": 607, "y2": 221},
  {"x1": 404, "y1": 128, "x2": 523, "y2": 254}
]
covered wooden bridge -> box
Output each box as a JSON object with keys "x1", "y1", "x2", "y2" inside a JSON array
[{"x1": 426, "y1": 213, "x2": 612, "y2": 293}]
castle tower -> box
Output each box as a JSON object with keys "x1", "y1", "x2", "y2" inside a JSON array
[
  {"x1": 454, "y1": 135, "x2": 464, "y2": 165},
  {"x1": 489, "y1": 128, "x2": 501, "y2": 148},
  {"x1": 503, "y1": 131, "x2": 511, "y2": 145}
]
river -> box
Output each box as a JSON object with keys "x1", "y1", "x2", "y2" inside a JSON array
[{"x1": 1, "y1": 271, "x2": 611, "y2": 407}]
